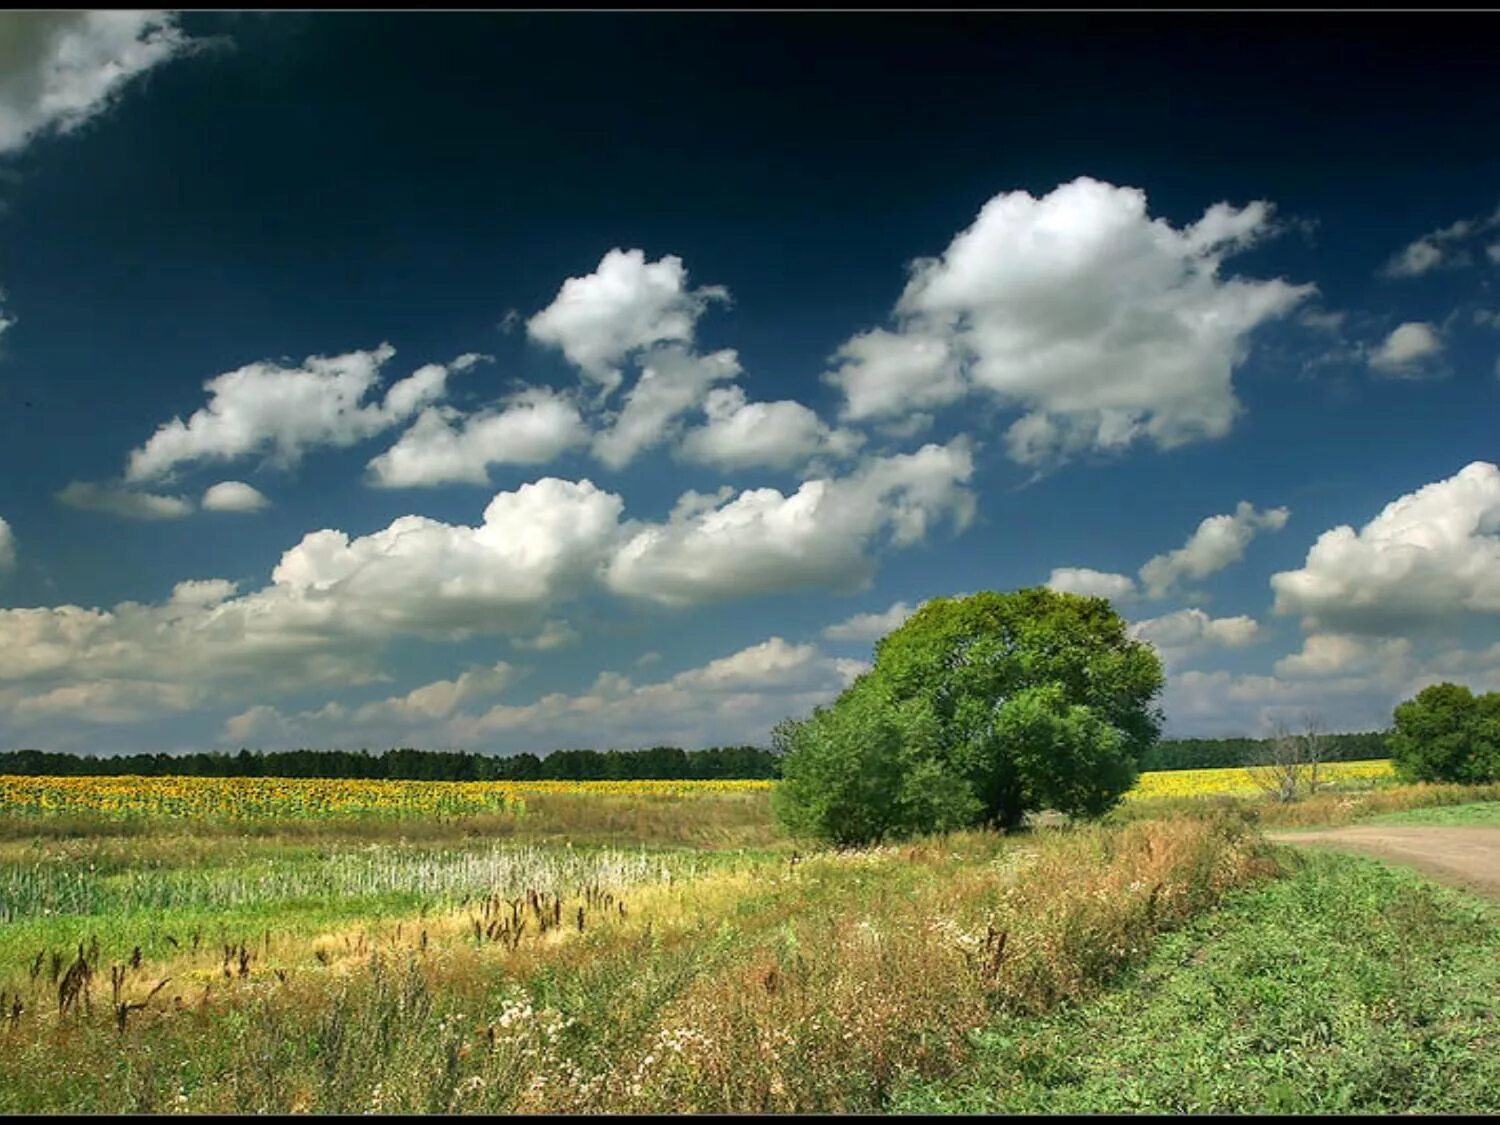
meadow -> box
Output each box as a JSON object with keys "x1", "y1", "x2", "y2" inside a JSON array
[{"x1": 0, "y1": 763, "x2": 1496, "y2": 1113}]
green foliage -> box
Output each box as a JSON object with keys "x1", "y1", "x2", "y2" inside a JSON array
[
  {"x1": 1140, "y1": 731, "x2": 1389, "y2": 771},
  {"x1": 1389, "y1": 683, "x2": 1500, "y2": 784},
  {"x1": 773, "y1": 588, "x2": 1164, "y2": 844}
]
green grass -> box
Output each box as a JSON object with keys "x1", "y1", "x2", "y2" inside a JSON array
[
  {"x1": 892, "y1": 847, "x2": 1500, "y2": 1114},
  {"x1": 1361, "y1": 800, "x2": 1500, "y2": 828}
]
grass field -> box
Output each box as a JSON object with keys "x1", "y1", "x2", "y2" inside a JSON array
[{"x1": 0, "y1": 765, "x2": 1496, "y2": 1112}]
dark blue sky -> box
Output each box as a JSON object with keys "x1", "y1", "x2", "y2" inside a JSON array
[{"x1": 0, "y1": 12, "x2": 1495, "y2": 753}]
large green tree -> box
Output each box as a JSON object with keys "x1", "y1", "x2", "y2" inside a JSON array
[
  {"x1": 1389, "y1": 682, "x2": 1500, "y2": 784},
  {"x1": 772, "y1": 588, "x2": 1165, "y2": 844}
]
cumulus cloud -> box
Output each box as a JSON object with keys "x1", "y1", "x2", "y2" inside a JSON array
[
  {"x1": 126, "y1": 345, "x2": 477, "y2": 482},
  {"x1": 57, "y1": 480, "x2": 193, "y2": 520},
  {"x1": 592, "y1": 345, "x2": 741, "y2": 470},
  {"x1": 824, "y1": 329, "x2": 965, "y2": 423},
  {"x1": 0, "y1": 515, "x2": 14, "y2": 571},
  {"x1": 527, "y1": 249, "x2": 729, "y2": 396},
  {"x1": 1380, "y1": 205, "x2": 1500, "y2": 279},
  {"x1": 1367, "y1": 321, "x2": 1444, "y2": 377},
  {"x1": 0, "y1": 12, "x2": 192, "y2": 155},
  {"x1": 1045, "y1": 567, "x2": 1139, "y2": 602},
  {"x1": 1273, "y1": 633, "x2": 1412, "y2": 679},
  {"x1": 202, "y1": 480, "x2": 269, "y2": 512},
  {"x1": 825, "y1": 177, "x2": 1313, "y2": 465},
  {"x1": 1128, "y1": 608, "x2": 1262, "y2": 669},
  {"x1": 367, "y1": 386, "x2": 589, "y2": 487},
  {"x1": 606, "y1": 439, "x2": 976, "y2": 606},
  {"x1": 268, "y1": 477, "x2": 625, "y2": 639},
  {"x1": 678, "y1": 384, "x2": 864, "y2": 472},
  {"x1": 822, "y1": 599, "x2": 919, "y2": 642},
  {"x1": 1138, "y1": 501, "x2": 1290, "y2": 598},
  {"x1": 1271, "y1": 461, "x2": 1500, "y2": 633}
]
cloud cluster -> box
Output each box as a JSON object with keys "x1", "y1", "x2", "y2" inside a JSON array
[
  {"x1": 0, "y1": 12, "x2": 192, "y2": 155},
  {"x1": 1048, "y1": 500, "x2": 1289, "y2": 604},
  {"x1": 527, "y1": 249, "x2": 729, "y2": 396},
  {"x1": 1380, "y1": 204, "x2": 1500, "y2": 278},
  {"x1": 1271, "y1": 460, "x2": 1500, "y2": 634},
  {"x1": 57, "y1": 480, "x2": 193, "y2": 520},
  {"x1": 202, "y1": 480, "x2": 270, "y2": 512},
  {"x1": 0, "y1": 515, "x2": 14, "y2": 571},
  {"x1": 825, "y1": 177, "x2": 1313, "y2": 466},
  {"x1": 606, "y1": 439, "x2": 975, "y2": 606},
  {"x1": 1045, "y1": 567, "x2": 1139, "y2": 602},
  {"x1": 679, "y1": 385, "x2": 864, "y2": 472},
  {"x1": 1128, "y1": 607, "x2": 1261, "y2": 669},
  {"x1": 1138, "y1": 501, "x2": 1290, "y2": 598},
  {"x1": 367, "y1": 387, "x2": 588, "y2": 487},
  {"x1": 126, "y1": 345, "x2": 479, "y2": 482},
  {"x1": 1367, "y1": 321, "x2": 1444, "y2": 378},
  {"x1": 224, "y1": 636, "x2": 866, "y2": 754},
  {"x1": 6, "y1": 443, "x2": 971, "y2": 728},
  {"x1": 822, "y1": 599, "x2": 919, "y2": 643}
]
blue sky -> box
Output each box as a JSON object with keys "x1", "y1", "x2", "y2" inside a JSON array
[{"x1": 0, "y1": 12, "x2": 1497, "y2": 755}]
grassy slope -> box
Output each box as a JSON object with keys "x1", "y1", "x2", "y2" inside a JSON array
[{"x1": 893, "y1": 847, "x2": 1500, "y2": 1114}]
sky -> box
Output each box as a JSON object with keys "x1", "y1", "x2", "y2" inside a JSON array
[{"x1": 0, "y1": 11, "x2": 1497, "y2": 756}]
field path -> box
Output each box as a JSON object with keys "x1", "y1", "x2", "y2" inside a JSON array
[{"x1": 1273, "y1": 826, "x2": 1500, "y2": 902}]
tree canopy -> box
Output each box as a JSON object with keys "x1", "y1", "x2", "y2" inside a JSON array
[
  {"x1": 1389, "y1": 682, "x2": 1500, "y2": 784},
  {"x1": 772, "y1": 588, "x2": 1165, "y2": 845}
]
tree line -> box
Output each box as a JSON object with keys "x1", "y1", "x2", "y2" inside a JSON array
[
  {"x1": 1138, "y1": 730, "x2": 1390, "y2": 771},
  {"x1": 0, "y1": 744, "x2": 782, "y2": 781},
  {"x1": 0, "y1": 732, "x2": 1397, "y2": 782}
]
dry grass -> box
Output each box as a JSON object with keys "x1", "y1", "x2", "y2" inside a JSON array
[{"x1": 0, "y1": 812, "x2": 1275, "y2": 1113}]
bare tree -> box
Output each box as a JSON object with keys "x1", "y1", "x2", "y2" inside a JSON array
[{"x1": 1248, "y1": 713, "x2": 1331, "y2": 803}]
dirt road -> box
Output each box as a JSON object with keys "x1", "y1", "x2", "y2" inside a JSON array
[{"x1": 1273, "y1": 826, "x2": 1500, "y2": 901}]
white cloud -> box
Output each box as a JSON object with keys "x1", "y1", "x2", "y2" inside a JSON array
[
  {"x1": 170, "y1": 578, "x2": 238, "y2": 606},
  {"x1": 1271, "y1": 461, "x2": 1500, "y2": 633},
  {"x1": 678, "y1": 384, "x2": 864, "y2": 472},
  {"x1": 1273, "y1": 633, "x2": 1412, "y2": 679},
  {"x1": 512, "y1": 619, "x2": 579, "y2": 652},
  {"x1": 1138, "y1": 501, "x2": 1290, "y2": 598},
  {"x1": 267, "y1": 477, "x2": 625, "y2": 639},
  {"x1": 527, "y1": 248, "x2": 728, "y2": 396},
  {"x1": 0, "y1": 515, "x2": 14, "y2": 571},
  {"x1": 0, "y1": 12, "x2": 192, "y2": 155},
  {"x1": 367, "y1": 386, "x2": 589, "y2": 488},
  {"x1": 1367, "y1": 321, "x2": 1444, "y2": 377},
  {"x1": 1380, "y1": 206, "x2": 1500, "y2": 279},
  {"x1": 822, "y1": 599, "x2": 919, "y2": 642},
  {"x1": 823, "y1": 329, "x2": 965, "y2": 422},
  {"x1": 1129, "y1": 608, "x2": 1262, "y2": 669},
  {"x1": 221, "y1": 636, "x2": 862, "y2": 753},
  {"x1": 57, "y1": 480, "x2": 192, "y2": 520},
  {"x1": 1044, "y1": 568, "x2": 1139, "y2": 602},
  {"x1": 606, "y1": 439, "x2": 975, "y2": 606},
  {"x1": 202, "y1": 480, "x2": 270, "y2": 512},
  {"x1": 126, "y1": 345, "x2": 475, "y2": 481},
  {"x1": 826, "y1": 177, "x2": 1312, "y2": 465},
  {"x1": 592, "y1": 345, "x2": 741, "y2": 469}
]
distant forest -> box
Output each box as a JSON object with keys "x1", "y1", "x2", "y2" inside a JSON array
[{"x1": 0, "y1": 733, "x2": 1392, "y2": 781}]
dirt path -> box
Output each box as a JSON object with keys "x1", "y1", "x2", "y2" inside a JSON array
[{"x1": 1273, "y1": 826, "x2": 1500, "y2": 902}]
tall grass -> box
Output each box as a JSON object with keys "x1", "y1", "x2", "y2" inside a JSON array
[{"x1": 0, "y1": 813, "x2": 1275, "y2": 1114}]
